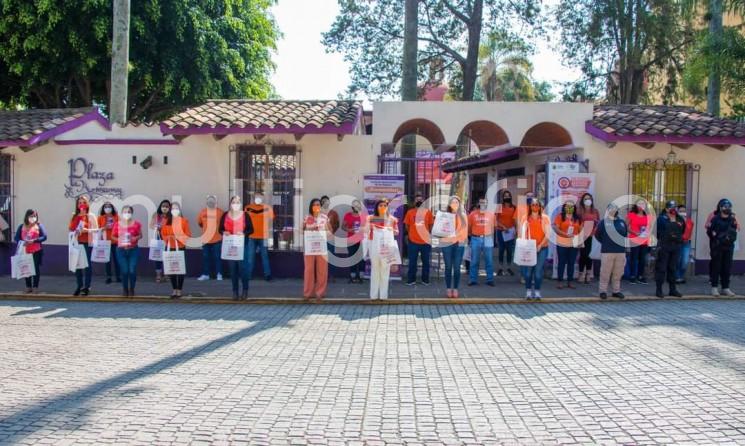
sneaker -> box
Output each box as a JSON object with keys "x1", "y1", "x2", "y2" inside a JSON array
[
  {"x1": 467, "y1": 282, "x2": 477, "y2": 287},
  {"x1": 81, "y1": 288, "x2": 90, "y2": 296},
  {"x1": 638, "y1": 277, "x2": 648, "y2": 285},
  {"x1": 526, "y1": 289, "x2": 533, "y2": 300},
  {"x1": 497, "y1": 269, "x2": 504, "y2": 276},
  {"x1": 656, "y1": 289, "x2": 664, "y2": 298},
  {"x1": 265, "y1": 275, "x2": 273, "y2": 282},
  {"x1": 629, "y1": 278, "x2": 639, "y2": 284},
  {"x1": 406, "y1": 281, "x2": 416, "y2": 286},
  {"x1": 486, "y1": 281, "x2": 495, "y2": 287},
  {"x1": 669, "y1": 289, "x2": 683, "y2": 298},
  {"x1": 612, "y1": 292, "x2": 625, "y2": 299},
  {"x1": 216, "y1": 274, "x2": 223, "y2": 281},
  {"x1": 105, "y1": 277, "x2": 112, "y2": 284},
  {"x1": 533, "y1": 290, "x2": 542, "y2": 300},
  {"x1": 722, "y1": 288, "x2": 736, "y2": 297},
  {"x1": 197, "y1": 275, "x2": 210, "y2": 281},
  {"x1": 421, "y1": 281, "x2": 431, "y2": 286},
  {"x1": 711, "y1": 287, "x2": 721, "y2": 297},
  {"x1": 507, "y1": 268, "x2": 515, "y2": 276},
  {"x1": 599, "y1": 292, "x2": 608, "y2": 300}
]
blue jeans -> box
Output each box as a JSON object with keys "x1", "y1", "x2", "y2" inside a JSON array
[
  {"x1": 407, "y1": 241, "x2": 431, "y2": 283},
  {"x1": 522, "y1": 248, "x2": 548, "y2": 290},
  {"x1": 248, "y1": 238, "x2": 271, "y2": 278},
  {"x1": 201, "y1": 241, "x2": 223, "y2": 277},
  {"x1": 556, "y1": 246, "x2": 579, "y2": 281},
  {"x1": 105, "y1": 247, "x2": 121, "y2": 281},
  {"x1": 629, "y1": 245, "x2": 649, "y2": 280},
  {"x1": 677, "y1": 240, "x2": 691, "y2": 280},
  {"x1": 469, "y1": 235, "x2": 494, "y2": 283},
  {"x1": 116, "y1": 247, "x2": 139, "y2": 291},
  {"x1": 75, "y1": 244, "x2": 93, "y2": 289},
  {"x1": 442, "y1": 244, "x2": 465, "y2": 289},
  {"x1": 497, "y1": 230, "x2": 516, "y2": 265}
]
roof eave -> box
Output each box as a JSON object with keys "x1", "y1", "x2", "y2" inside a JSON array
[
  {"x1": 585, "y1": 121, "x2": 745, "y2": 146},
  {"x1": 0, "y1": 108, "x2": 111, "y2": 148}
]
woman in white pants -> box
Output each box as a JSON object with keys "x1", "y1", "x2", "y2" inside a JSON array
[{"x1": 367, "y1": 199, "x2": 399, "y2": 300}]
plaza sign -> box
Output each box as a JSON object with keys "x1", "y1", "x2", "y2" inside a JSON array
[{"x1": 64, "y1": 157, "x2": 123, "y2": 200}]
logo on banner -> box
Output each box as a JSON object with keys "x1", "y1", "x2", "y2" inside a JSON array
[{"x1": 64, "y1": 157, "x2": 123, "y2": 200}]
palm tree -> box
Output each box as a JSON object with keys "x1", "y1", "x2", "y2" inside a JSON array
[{"x1": 478, "y1": 31, "x2": 534, "y2": 101}]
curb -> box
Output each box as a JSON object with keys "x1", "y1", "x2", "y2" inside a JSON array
[{"x1": 0, "y1": 293, "x2": 743, "y2": 305}]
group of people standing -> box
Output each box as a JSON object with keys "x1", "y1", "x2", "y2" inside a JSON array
[{"x1": 11, "y1": 190, "x2": 739, "y2": 301}]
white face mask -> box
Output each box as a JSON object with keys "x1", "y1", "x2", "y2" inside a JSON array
[
  {"x1": 679, "y1": 212, "x2": 687, "y2": 217},
  {"x1": 231, "y1": 203, "x2": 242, "y2": 212},
  {"x1": 104, "y1": 207, "x2": 113, "y2": 214},
  {"x1": 122, "y1": 213, "x2": 132, "y2": 220},
  {"x1": 254, "y1": 197, "x2": 263, "y2": 205},
  {"x1": 583, "y1": 199, "x2": 592, "y2": 206},
  {"x1": 28, "y1": 217, "x2": 37, "y2": 224},
  {"x1": 171, "y1": 209, "x2": 181, "y2": 217}
]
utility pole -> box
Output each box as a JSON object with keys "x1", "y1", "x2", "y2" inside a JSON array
[
  {"x1": 401, "y1": 0, "x2": 418, "y2": 199},
  {"x1": 110, "y1": 0, "x2": 131, "y2": 126},
  {"x1": 707, "y1": 0, "x2": 723, "y2": 116}
]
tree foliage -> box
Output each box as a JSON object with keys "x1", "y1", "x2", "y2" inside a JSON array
[
  {"x1": 555, "y1": 0, "x2": 695, "y2": 104},
  {"x1": 0, "y1": 0, "x2": 278, "y2": 121},
  {"x1": 323, "y1": 0, "x2": 540, "y2": 101}
]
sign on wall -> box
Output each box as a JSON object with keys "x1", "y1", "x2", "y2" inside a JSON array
[{"x1": 64, "y1": 157, "x2": 123, "y2": 200}]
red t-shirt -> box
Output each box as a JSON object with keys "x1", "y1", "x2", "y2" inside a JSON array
[
  {"x1": 112, "y1": 220, "x2": 142, "y2": 249},
  {"x1": 223, "y1": 213, "x2": 246, "y2": 235},
  {"x1": 627, "y1": 212, "x2": 653, "y2": 246},
  {"x1": 343, "y1": 212, "x2": 364, "y2": 244}
]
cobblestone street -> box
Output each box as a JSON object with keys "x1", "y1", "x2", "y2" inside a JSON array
[{"x1": 1, "y1": 299, "x2": 745, "y2": 445}]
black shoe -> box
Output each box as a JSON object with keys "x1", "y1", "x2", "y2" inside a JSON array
[
  {"x1": 116, "y1": 278, "x2": 122, "y2": 283},
  {"x1": 599, "y1": 292, "x2": 608, "y2": 300},
  {"x1": 656, "y1": 289, "x2": 664, "y2": 298},
  {"x1": 405, "y1": 281, "x2": 416, "y2": 286},
  {"x1": 468, "y1": 282, "x2": 477, "y2": 286},
  {"x1": 241, "y1": 290, "x2": 249, "y2": 300},
  {"x1": 73, "y1": 288, "x2": 81, "y2": 296},
  {"x1": 497, "y1": 269, "x2": 504, "y2": 276},
  {"x1": 629, "y1": 278, "x2": 638, "y2": 284},
  {"x1": 675, "y1": 278, "x2": 685, "y2": 284},
  {"x1": 122, "y1": 288, "x2": 129, "y2": 297},
  {"x1": 81, "y1": 288, "x2": 90, "y2": 296},
  {"x1": 486, "y1": 281, "x2": 495, "y2": 287},
  {"x1": 507, "y1": 268, "x2": 515, "y2": 276},
  {"x1": 421, "y1": 281, "x2": 431, "y2": 286},
  {"x1": 669, "y1": 289, "x2": 683, "y2": 298},
  {"x1": 265, "y1": 275, "x2": 272, "y2": 282},
  {"x1": 638, "y1": 277, "x2": 648, "y2": 284},
  {"x1": 105, "y1": 277, "x2": 112, "y2": 284},
  {"x1": 612, "y1": 292, "x2": 625, "y2": 299},
  {"x1": 232, "y1": 291, "x2": 240, "y2": 301},
  {"x1": 129, "y1": 289, "x2": 135, "y2": 298}
]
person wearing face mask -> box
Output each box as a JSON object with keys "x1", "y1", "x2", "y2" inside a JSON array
[
  {"x1": 576, "y1": 193, "x2": 600, "y2": 284},
  {"x1": 220, "y1": 196, "x2": 254, "y2": 300},
  {"x1": 303, "y1": 198, "x2": 333, "y2": 301},
  {"x1": 403, "y1": 193, "x2": 434, "y2": 286},
  {"x1": 467, "y1": 197, "x2": 496, "y2": 287},
  {"x1": 626, "y1": 199, "x2": 653, "y2": 284},
  {"x1": 98, "y1": 202, "x2": 121, "y2": 284},
  {"x1": 518, "y1": 199, "x2": 551, "y2": 300},
  {"x1": 14, "y1": 209, "x2": 47, "y2": 293},
  {"x1": 320, "y1": 195, "x2": 341, "y2": 282},
  {"x1": 112, "y1": 206, "x2": 142, "y2": 297},
  {"x1": 197, "y1": 195, "x2": 225, "y2": 282},
  {"x1": 150, "y1": 199, "x2": 171, "y2": 283},
  {"x1": 342, "y1": 199, "x2": 367, "y2": 283},
  {"x1": 69, "y1": 195, "x2": 99, "y2": 296},
  {"x1": 654, "y1": 200, "x2": 686, "y2": 298},
  {"x1": 594, "y1": 204, "x2": 628, "y2": 299},
  {"x1": 439, "y1": 196, "x2": 469, "y2": 299},
  {"x1": 245, "y1": 192, "x2": 274, "y2": 282},
  {"x1": 705, "y1": 199, "x2": 741, "y2": 281},
  {"x1": 496, "y1": 190, "x2": 517, "y2": 277},
  {"x1": 675, "y1": 204, "x2": 695, "y2": 284},
  {"x1": 365, "y1": 199, "x2": 400, "y2": 300},
  {"x1": 707, "y1": 199, "x2": 739, "y2": 296},
  {"x1": 553, "y1": 200, "x2": 582, "y2": 289},
  {"x1": 160, "y1": 202, "x2": 192, "y2": 299}
]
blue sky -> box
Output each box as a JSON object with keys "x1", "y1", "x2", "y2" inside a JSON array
[{"x1": 269, "y1": 0, "x2": 580, "y2": 101}]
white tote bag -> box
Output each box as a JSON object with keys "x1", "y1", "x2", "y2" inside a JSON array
[
  {"x1": 162, "y1": 243, "x2": 186, "y2": 276},
  {"x1": 68, "y1": 233, "x2": 88, "y2": 272},
  {"x1": 303, "y1": 230, "x2": 328, "y2": 256},
  {"x1": 514, "y1": 222, "x2": 537, "y2": 267},
  {"x1": 148, "y1": 235, "x2": 164, "y2": 262},
  {"x1": 432, "y1": 211, "x2": 456, "y2": 238},
  {"x1": 221, "y1": 234, "x2": 245, "y2": 261},
  {"x1": 91, "y1": 231, "x2": 112, "y2": 263},
  {"x1": 589, "y1": 235, "x2": 602, "y2": 260},
  {"x1": 372, "y1": 228, "x2": 401, "y2": 265},
  {"x1": 11, "y1": 242, "x2": 36, "y2": 280}
]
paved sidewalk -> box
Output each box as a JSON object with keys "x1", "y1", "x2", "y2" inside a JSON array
[
  {"x1": 1, "y1": 271, "x2": 743, "y2": 301},
  {"x1": 1, "y1": 299, "x2": 745, "y2": 444}
]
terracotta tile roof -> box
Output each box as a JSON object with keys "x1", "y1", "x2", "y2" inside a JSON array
[
  {"x1": 0, "y1": 107, "x2": 103, "y2": 146},
  {"x1": 589, "y1": 105, "x2": 745, "y2": 143},
  {"x1": 161, "y1": 100, "x2": 363, "y2": 135}
]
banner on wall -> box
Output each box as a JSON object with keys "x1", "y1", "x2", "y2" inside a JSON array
[{"x1": 363, "y1": 174, "x2": 405, "y2": 279}]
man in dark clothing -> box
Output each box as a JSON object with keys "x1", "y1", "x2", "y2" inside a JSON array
[
  {"x1": 595, "y1": 204, "x2": 628, "y2": 299},
  {"x1": 707, "y1": 199, "x2": 739, "y2": 296},
  {"x1": 655, "y1": 200, "x2": 686, "y2": 298}
]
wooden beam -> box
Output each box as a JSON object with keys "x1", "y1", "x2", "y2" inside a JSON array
[
  {"x1": 605, "y1": 142, "x2": 616, "y2": 148},
  {"x1": 294, "y1": 133, "x2": 305, "y2": 141},
  {"x1": 634, "y1": 142, "x2": 656, "y2": 149},
  {"x1": 671, "y1": 143, "x2": 692, "y2": 150},
  {"x1": 212, "y1": 134, "x2": 227, "y2": 141},
  {"x1": 173, "y1": 134, "x2": 189, "y2": 142},
  {"x1": 337, "y1": 134, "x2": 344, "y2": 142},
  {"x1": 705, "y1": 144, "x2": 730, "y2": 151},
  {"x1": 252, "y1": 133, "x2": 266, "y2": 142}
]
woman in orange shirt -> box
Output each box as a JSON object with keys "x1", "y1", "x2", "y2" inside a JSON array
[
  {"x1": 98, "y1": 201, "x2": 120, "y2": 284},
  {"x1": 439, "y1": 196, "x2": 469, "y2": 299},
  {"x1": 161, "y1": 202, "x2": 192, "y2": 299},
  {"x1": 68, "y1": 195, "x2": 99, "y2": 296},
  {"x1": 496, "y1": 190, "x2": 517, "y2": 277},
  {"x1": 552, "y1": 200, "x2": 582, "y2": 289},
  {"x1": 518, "y1": 199, "x2": 550, "y2": 300}
]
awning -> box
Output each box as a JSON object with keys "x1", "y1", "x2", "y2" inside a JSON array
[{"x1": 441, "y1": 147, "x2": 521, "y2": 173}]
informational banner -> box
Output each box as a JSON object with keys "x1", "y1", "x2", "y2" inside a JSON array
[
  {"x1": 363, "y1": 174, "x2": 405, "y2": 279},
  {"x1": 546, "y1": 162, "x2": 580, "y2": 204},
  {"x1": 415, "y1": 152, "x2": 455, "y2": 184}
]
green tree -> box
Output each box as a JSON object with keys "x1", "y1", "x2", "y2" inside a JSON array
[
  {"x1": 323, "y1": 0, "x2": 540, "y2": 101},
  {"x1": 0, "y1": 0, "x2": 278, "y2": 121},
  {"x1": 555, "y1": 0, "x2": 695, "y2": 104}
]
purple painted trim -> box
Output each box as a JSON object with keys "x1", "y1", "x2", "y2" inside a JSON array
[
  {"x1": 56, "y1": 138, "x2": 180, "y2": 146},
  {"x1": 0, "y1": 109, "x2": 111, "y2": 147},
  {"x1": 442, "y1": 148, "x2": 521, "y2": 173},
  {"x1": 585, "y1": 121, "x2": 745, "y2": 145},
  {"x1": 160, "y1": 120, "x2": 358, "y2": 136},
  {"x1": 695, "y1": 258, "x2": 745, "y2": 275}
]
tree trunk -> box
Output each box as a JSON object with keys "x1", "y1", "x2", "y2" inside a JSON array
[
  {"x1": 110, "y1": 0, "x2": 131, "y2": 125},
  {"x1": 401, "y1": 0, "x2": 419, "y2": 198},
  {"x1": 707, "y1": 0, "x2": 723, "y2": 116},
  {"x1": 460, "y1": 0, "x2": 483, "y2": 101}
]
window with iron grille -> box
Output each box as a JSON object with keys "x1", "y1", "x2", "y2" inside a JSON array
[
  {"x1": 0, "y1": 155, "x2": 12, "y2": 243},
  {"x1": 628, "y1": 158, "x2": 700, "y2": 213},
  {"x1": 236, "y1": 146, "x2": 296, "y2": 250}
]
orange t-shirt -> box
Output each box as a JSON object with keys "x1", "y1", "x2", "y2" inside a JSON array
[
  {"x1": 404, "y1": 207, "x2": 434, "y2": 244},
  {"x1": 519, "y1": 214, "x2": 549, "y2": 248},
  {"x1": 198, "y1": 207, "x2": 225, "y2": 244},
  {"x1": 245, "y1": 204, "x2": 274, "y2": 240},
  {"x1": 553, "y1": 214, "x2": 581, "y2": 246},
  {"x1": 161, "y1": 217, "x2": 192, "y2": 249},
  {"x1": 497, "y1": 205, "x2": 516, "y2": 229},
  {"x1": 97, "y1": 214, "x2": 118, "y2": 242},
  {"x1": 69, "y1": 213, "x2": 98, "y2": 244},
  {"x1": 468, "y1": 210, "x2": 496, "y2": 236}
]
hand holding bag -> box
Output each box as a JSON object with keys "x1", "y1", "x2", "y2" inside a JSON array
[
  {"x1": 162, "y1": 241, "x2": 186, "y2": 276},
  {"x1": 91, "y1": 230, "x2": 112, "y2": 263},
  {"x1": 221, "y1": 234, "x2": 245, "y2": 261},
  {"x1": 11, "y1": 242, "x2": 36, "y2": 280},
  {"x1": 68, "y1": 232, "x2": 88, "y2": 272},
  {"x1": 432, "y1": 211, "x2": 456, "y2": 238},
  {"x1": 148, "y1": 232, "x2": 164, "y2": 262},
  {"x1": 303, "y1": 230, "x2": 328, "y2": 256},
  {"x1": 514, "y1": 222, "x2": 537, "y2": 267},
  {"x1": 589, "y1": 235, "x2": 602, "y2": 260}
]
